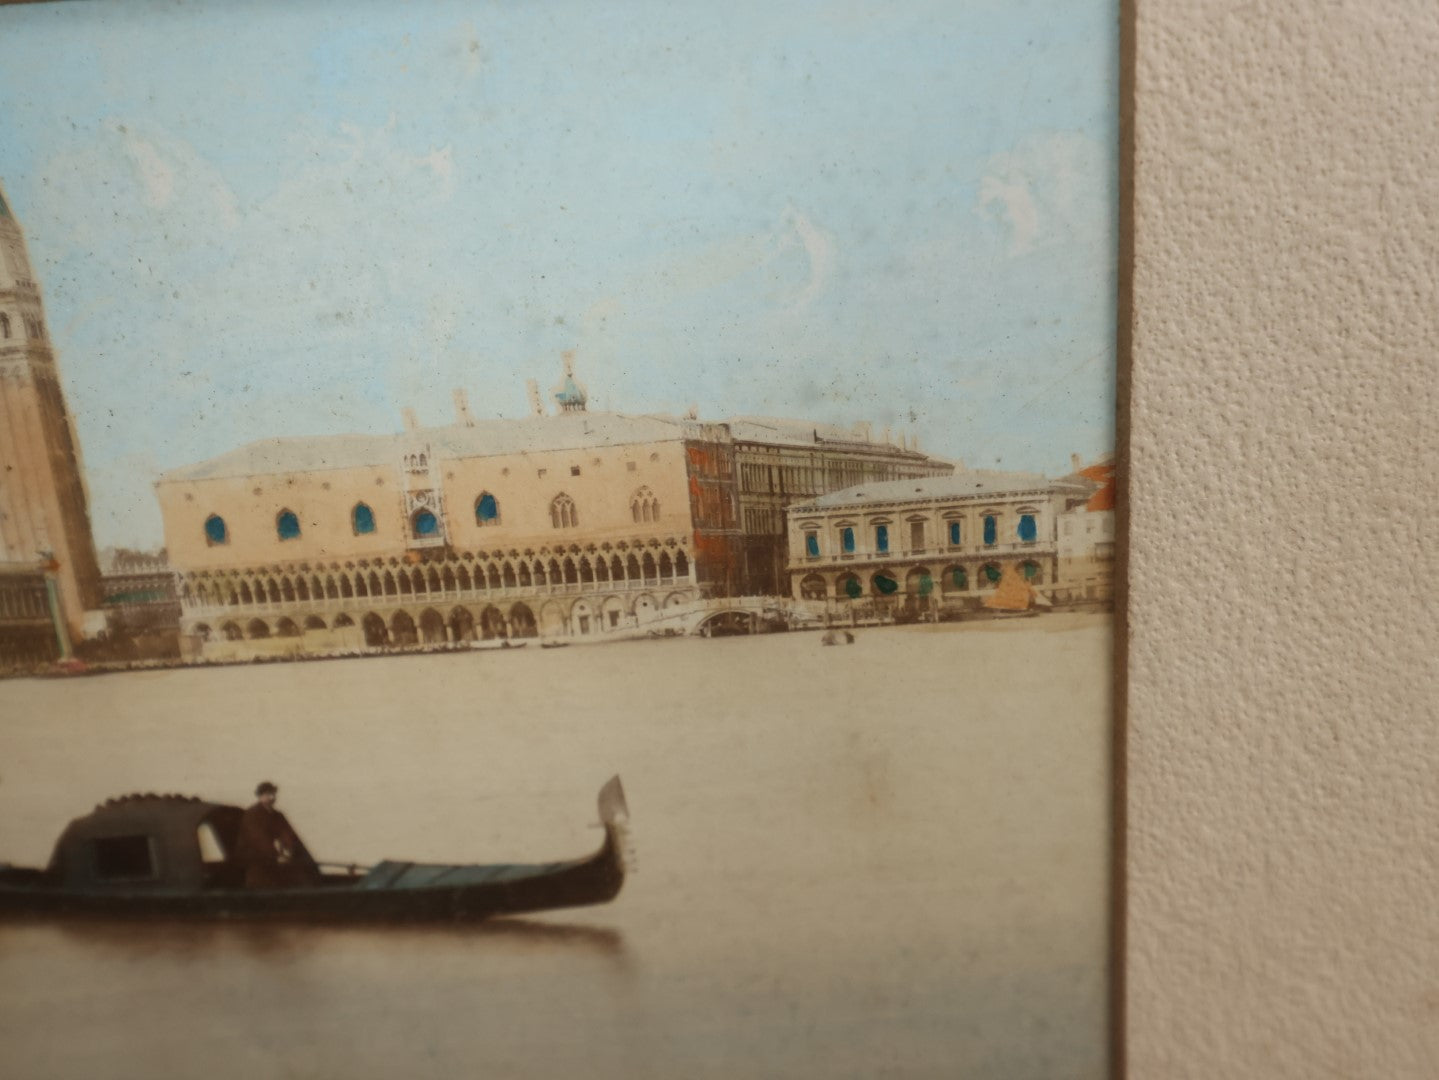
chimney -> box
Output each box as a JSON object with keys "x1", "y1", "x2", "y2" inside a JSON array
[
  {"x1": 452, "y1": 388, "x2": 476, "y2": 427},
  {"x1": 1071, "y1": 453, "x2": 1084, "y2": 472},
  {"x1": 401, "y1": 407, "x2": 419, "y2": 433}
]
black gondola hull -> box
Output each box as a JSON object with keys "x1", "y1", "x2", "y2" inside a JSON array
[{"x1": 0, "y1": 778, "x2": 631, "y2": 923}]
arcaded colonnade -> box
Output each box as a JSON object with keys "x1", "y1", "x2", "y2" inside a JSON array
[{"x1": 176, "y1": 535, "x2": 699, "y2": 659}]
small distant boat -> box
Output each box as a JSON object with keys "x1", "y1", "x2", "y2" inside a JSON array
[
  {"x1": 540, "y1": 641, "x2": 570, "y2": 649},
  {"x1": 0, "y1": 777, "x2": 631, "y2": 922},
  {"x1": 40, "y1": 658, "x2": 92, "y2": 677}
]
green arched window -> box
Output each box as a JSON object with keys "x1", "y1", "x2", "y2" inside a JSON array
[
  {"x1": 476, "y1": 492, "x2": 500, "y2": 525},
  {"x1": 352, "y1": 503, "x2": 376, "y2": 535}
]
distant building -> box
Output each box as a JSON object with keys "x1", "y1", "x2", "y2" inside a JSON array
[
  {"x1": 1054, "y1": 455, "x2": 1116, "y2": 607},
  {"x1": 99, "y1": 547, "x2": 182, "y2": 643},
  {"x1": 0, "y1": 181, "x2": 104, "y2": 660},
  {"x1": 0, "y1": 561, "x2": 55, "y2": 669},
  {"x1": 731, "y1": 419, "x2": 951, "y2": 596},
  {"x1": 784, "y1": 465, "x2": 1102, "y2": 618},
  {"x1": 158, "y1": 363, "x2": 953, "y2": 661}
]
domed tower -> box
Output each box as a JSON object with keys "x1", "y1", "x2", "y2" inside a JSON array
[
  {"x1": 0, "y1": 180, "x2": 103, "y2": 638},
  {"x1": 552, "y1": 350, "x2": 588, "y2": 414}
]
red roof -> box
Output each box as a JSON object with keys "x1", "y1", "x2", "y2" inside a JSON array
[{"x1": 1076, "y1": 461, "x2": 1116, "y2": 512}]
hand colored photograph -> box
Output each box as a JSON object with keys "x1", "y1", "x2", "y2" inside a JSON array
[{"x1": 0, "y1": 2, "x2": 1118, "y2": 1077}]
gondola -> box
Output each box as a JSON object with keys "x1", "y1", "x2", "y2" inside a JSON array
[{"x1": 0, "y1": 777, "x2": 631, "y2": 922}]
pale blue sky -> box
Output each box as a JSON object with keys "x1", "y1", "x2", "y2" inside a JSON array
[{"x1": 0, "y1": 0, "x2": 1117, "y2": 549}]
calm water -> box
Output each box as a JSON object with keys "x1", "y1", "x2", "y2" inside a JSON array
[{"x1": 0, "y1": 615, "x2": 1112, "y2": 1080}]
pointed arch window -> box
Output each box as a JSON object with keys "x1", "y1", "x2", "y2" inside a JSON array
[
  {"x1": 350, "y1": 502, "x2": 375, "y2": 535},
  {"x1": 983, "y1": 514, "x2": 997, "y2": 546},
  {"x1": 630, "y1": 487, "x2": 659, "y2": 524},
  {"x1": 475, "y1": 492, "x2": 500, "y2": 526},
  {"x1": 276, "y1": 510, "x2": 301, "y2": 541},
  {"x1": 204, "y1": 514, "x2": 228, "y2": 546},
  {"x1": 550, "y1": 493, "x2": 578, "y2": 529}
]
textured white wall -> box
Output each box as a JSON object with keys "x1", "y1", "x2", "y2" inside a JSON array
[{"x1": 1129, "y1": 1, "x2": 1439, "y2": 1075}]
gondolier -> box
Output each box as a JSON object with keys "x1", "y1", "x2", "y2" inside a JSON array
[{"x1": 234, "y1": 782, "x2": 320, "y2": 889}]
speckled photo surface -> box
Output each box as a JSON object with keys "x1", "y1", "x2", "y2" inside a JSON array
[{"x1": 0, "y1": 2, "x2": 1118, "y2": 1076}]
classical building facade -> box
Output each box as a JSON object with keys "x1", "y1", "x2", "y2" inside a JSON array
[
  {"x1": 784, "y1": 468, "x2": 1101, "y2": 618},
  {"x1": 0, "y1": 182, "x2": 103, "y2": 658},
  {"x1": 730, "y1": 419, "x2": 951, "y2": 595},
  {"x1": 159, "y1": 366, "x2": 954, "y2": 661}
]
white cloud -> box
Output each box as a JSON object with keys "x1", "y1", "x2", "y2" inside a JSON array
[
  {"x1": 422, "y1": 146, "x2": 456, "y2": 187},
  {"x1": 978, "y1": 174, "x2": 1040, "y2": 256},
  {"x1": 976, "y1": 131, "x2": 1108, "y2": 259},
  {"x1": 29, "y1": 119, "x2": 242, "y2": 257},
  {"x1": 780, "y1": 206, "x2": 836, "y2": 311},
  {"x1": 122, "y1": 134, "x2": 175, "y2": 209}
]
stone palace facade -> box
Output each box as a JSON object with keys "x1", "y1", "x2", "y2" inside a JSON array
[{"x1": 161, "y1": 368, "x2": 951, "y2": 661}]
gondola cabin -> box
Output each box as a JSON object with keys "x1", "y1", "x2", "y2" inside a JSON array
[{"x1": 47, "y1": 795, "x2": 257, "y2": 892}]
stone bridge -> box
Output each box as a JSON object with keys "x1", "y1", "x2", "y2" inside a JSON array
[{"x1": 636, "y1": 597, "x2": 828, "y2": 637}]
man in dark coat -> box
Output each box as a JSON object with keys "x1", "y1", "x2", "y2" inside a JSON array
[{"x1": 234, "y1": 781, "x2": 321, "y2": 888}]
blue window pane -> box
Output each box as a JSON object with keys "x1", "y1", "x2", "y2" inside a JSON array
[
  {"x1": 949, "y1": 521, "x2": 961, "y2": 545},
  {"x1": 983, "y1": 515, "x2": 997, "y2": 545},
  {"x1": 353, "y1": 503, "x2": 375, "y2": 534},
  {"x1": 413, "y1": 510, "x2": 438, "y2": 536},
  {"x1": 1018, "y1": 514, "x2": 1037, "y2": 542},
  {"x1": 805, "y1": 532, "x2": 819, "y2": 557},
  {"x1": 204, "y1": 515, "x2": 227, "y2": 544},
  {"x1": 841, "y1": 527, "x2": 855, "y2": 553},
  {"x1": 277, "y1": 511, "x2": 300, "y2": 540},
  {"x1": 477, "y1": 493, "x2": 499, "y2": 522},
  {"x1": 876, "y1": 524, "x2": 889, "y2": 552}
]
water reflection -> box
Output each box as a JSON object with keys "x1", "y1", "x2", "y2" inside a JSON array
[{"x1": 2, "y1": 913, "x2": 627, "y2": 961}]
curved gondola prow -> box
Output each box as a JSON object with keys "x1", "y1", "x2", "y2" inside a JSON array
[
  {"x1": 597, "y1": 775, "x2": 628, "y2": 828},
  {"x1": 596, "y1": 775, "x2": 635, "y2": 878}
]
